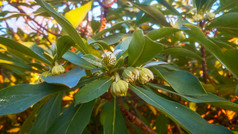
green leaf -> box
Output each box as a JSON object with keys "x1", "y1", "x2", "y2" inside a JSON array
[
  {"x1": 99, "y1": 33, "x2": 124, "y2": 45},
  {"x1": 115, "y1": 37, "x2": 132, "y2": 52},
  {"x1": 47, "y1": 100, "x2": 95, "y2": 134},
  {"x1": 128, "y1": 30, "x2": 163, "y2": 66},
  {"x1": 155, "y1": 114, "x2": 169, "y2": 134},
  {"x1": 0, "y1": 11, "x2": 18, "y2": 17},
  {"x1": 0, "y1": 83, "x2": 66, "y2": 115},
  {"x1": 92, "y1": 21, "x2": 128, "y2": 39},
  {"x1": 65, "y1": 1, "x2": 92, "y2": 28},
  {"x1": 22, "y1": 42, "x2": 53, "y2": 64},
  {"x1": 146, "y1": 27, "x2": 181, "y2": 40},
  {"x1": 148, "y1": 83, "x2": 238, "y2": 113},
  {"x1": 129, "y1": 85, "x2": 232, "y2": 134},
  {"x1": 161, "y1": 48, "x2": 203, "y2": 61},
  {"x1": 0, "y1": 37, "x2": 51, "y2": 65},
  {"x1": 194, "y1": 0, "x2": 216, "y2": 14},
  {"x1": 33, "y1": 7, "x2": 50, "y2": 17},
  {"x1": 42, "y1": 67, "x2": 86, "y2": 88},
  {"x1": 156, "y1": 0, "x2": 181, "y2": 16},
  {"x1": 101, "y1": 98, "x2": 128, "y2": 134},
  {"x1": 56, "y1": 36, "x2": 75, "y2": 60},
  {"x1": 0, "y1": 52, "x2": 32, "y2": 70},
  {"x1": 31, "y1": 93, "x2": 63, "y2": 134},
  {"x1": 135, "y1": 36, "x2": 163, "y2": 66},
  {"x1": 19, "y1": 98, "x2": 49, "y2": 134},
  {"x1": 0, "y1": 13, "x2": 27, "y2": 21},
  {"x1": 74, "y1": 78, "x2": 113, "y2": 104},
  {"x1": 62, "y1": 51, "x2": 96, "y2": 70},
  {"x1": 151, "y1": 66, "x2": 207, "y2": 96},
  {"x1": 128, "y1": 30, "x2": 145, "y2": 66},
  {"x1": 207, "y1": 12, "x2": 238, "y2": 31},
  {"x1": 186, "y1": 93, "x2": 238, "y2": 113},
  {"x1": 89, "y1": 40, "x2": 112, "y2": 52},
  {"x1": 81, "y1": 54, "x2": 104, "y2": 68},
  {"x1": 35, "y1": 0, "x2": 88, "y2": 54},
  {"x1": 184, "y1": 23, "x2": 238, "y2": 79},
  {"x1": 215, "y1": 0, "x2": 238, "y2": 13},
  {"x1": 131, "y1": 2, "x2": 171, "y2": 27}
]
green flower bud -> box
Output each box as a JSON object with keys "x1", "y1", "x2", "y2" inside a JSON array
[
  {"x1": 51, "y1": 64, "x2": 65, "y2": 75},
  {"x1": 205, "y1": 12, "x2": 215, "y2": 21},
  {"x1": 193, "y1": 14, "x2": 203, "y2": 22},
  {"x1": 41, "y1": 71, "x2": 52, "y2": 77},
  {"x1": 101, "y1": 52, "x2": 116, "y2": 67},
  {"x1": 138, "y1": 68, "x2": 154, "y2": 84},
  {"x1": 110, "y1": 80, "x2": 128, "y2": 96},
  {"x1": 122, "y1": 67, "x2": 139, "y2": 83}
]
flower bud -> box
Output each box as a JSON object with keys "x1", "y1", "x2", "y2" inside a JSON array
[
  {"x1": 122, "y1": 67, "x2": 139, "y2": 83},
  {"x1": 41, "y1": 71, "x2": 52, "y2": 77},
  {"x1": 205, "y1": 12, "x2": 215, "y2": 21},
  {"x1": 51, "y1": 65, "x2": 65, "y2": 75},
  {"x1": 101, "y1": 52, "x2": 116, "y2": 67},
  {"x1": 138, "y1": 68, "x2": 154, "y2": 84},
  {"x1": 193, "y1": 14, "x2": 203, "y2": 22},
  {"x1": 110, "y1": 80, "x2": 128, "y2": 96}
]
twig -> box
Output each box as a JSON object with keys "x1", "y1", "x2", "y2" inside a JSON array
[
  {"x1": 200, "y1": 45, "x2": 208, "y2": 83},
  {"x1": 4, "y1": 20, "x2": 22, "y2": 42},
  {"x1": 9, "y1": 3, "x2": 61, "y2": 36},
  {"x1": 97, "y1": 0, "x2": 117, "y2": 32},
  {"x1": 199, "y1": 21, "x2": 215, "y2": 85},
  {"x1": 120, "y1": 105, "x2": 157, "y2": 134},
  {"x1": 175, "y1": 123, "x2": 184, "y2": 134}
]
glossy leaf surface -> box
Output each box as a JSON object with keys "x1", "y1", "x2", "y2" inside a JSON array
[
  {"x1": 74, "y1": 78, "x2": 113, "y2": 104},
  {"x1": 31, "y1": 93, "x2": 63, "y2": 134},
  {"x1": 42, "y1": 67, "x2": 86, "y2": 88},
  {"x1": 101, "y1": 98, "x2": 128, "y2": 134},
  {"x1": 151, "y1": 66, "x2": 207, "y2": 96},
  {"x1": 48, "y1": 100, "x2": 95, "y2": 134},
  {"x1": 130, "y1": 85, "x2": 232, "y2": 134},
  {"x1": 0, "y1": 83, "x2": 66, "y2": 115}
]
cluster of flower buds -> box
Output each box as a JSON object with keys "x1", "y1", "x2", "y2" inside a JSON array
[
  {"x1": 101, "y1": 52, "x2": 116, "y2": 67},
  {"x1": 193, "y1": 14, "x2": 203, "y2": 22},
  {"x1": 193, "y1": 12, "x2": 215, "y2": 22},
  {"x1": 110, "y1": 67, "x2": 154, "y2": 96},
  {"x1": 122, "y1": 67, "x2": 154, "y2": 84},
  {"x1": 51, "y1": 63, "x2": 65, "y2": 75},
  {"x1": 205, "y1": 12, "x2": 215, "y2": 21}
]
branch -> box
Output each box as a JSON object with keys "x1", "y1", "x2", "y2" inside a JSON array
[
  {"x1": 9, "y1": 3, "x2": 61, "y2": 36},
  {"x1": 120, "y1": 105, "x2": 157, "y2": 134},
  {"x1": 199, "y1": 21, "x2": 215, "y2": 85},
  {"x1": 175, "y1": 123, "x2": 184, "y2": 134}
]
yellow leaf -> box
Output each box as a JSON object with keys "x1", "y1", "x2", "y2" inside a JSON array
[
  {"x1": 7, "y1": 128, "x2": 20, "y2": 133},
  {"x1": 189, "y1": 102, "x2": 196, "y2": 111},
  {"x1": 147, "y1": 104, "x2": 157, "y2": 115},
  {"x1": 65, "y1": 1, "x2": 92, "y2": 28}
]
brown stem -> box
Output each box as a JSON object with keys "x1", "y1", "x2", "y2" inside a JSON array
[
  {"x1": 9, "y1": 3, "x2": 61, "y2": 36},
  {"x1": 199, "y1": 21, "x2": 214, "y2": 85},
  {"x1": 96, "y1": 0, "x2": 117, "y2": 8},
  {"x1": 120, "y1": 105, "x2": 157, "y2": 134},
  {"x1": 4, "y1": 20, "x2": 22, "y2": 42},
  {"x1": 175, "y1": 123, "x2": 184, "y2": 134},
  {"x1": 201, "y1": 45, "x2": 208, "y2": 83},
  {"x1": 97, "y1": 0, "x2": 117, "y2": 32}
]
